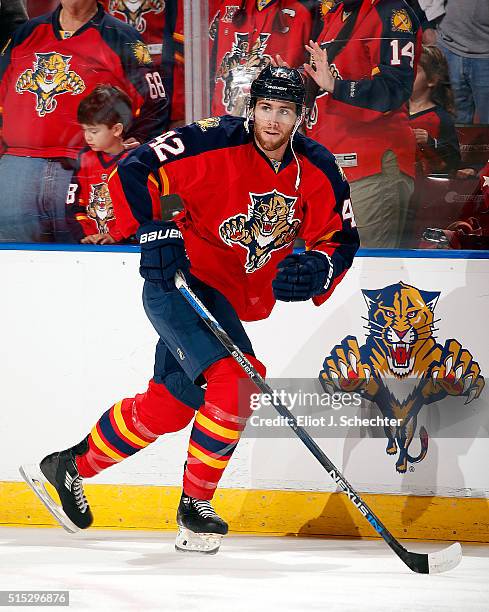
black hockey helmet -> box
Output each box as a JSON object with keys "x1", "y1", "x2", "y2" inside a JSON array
[{"x1": 250, "y1": 65, "x2": 305, "y2": 115}]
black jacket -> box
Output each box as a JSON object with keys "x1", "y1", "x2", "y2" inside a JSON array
[{"x1": 0, "y1": 0, "x2": 28, "y2": 51}]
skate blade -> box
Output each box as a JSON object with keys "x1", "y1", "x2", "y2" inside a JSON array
[
  {"x1": 19, "y1": 464, "x2": 80, "y2": 534},
  {"x1": 175, "y1": 527, "x2": 222, "y2": 555}
]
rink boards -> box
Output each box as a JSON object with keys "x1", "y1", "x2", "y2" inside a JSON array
[{"x1": 0, "y1": 246, "x2": 488, "y2": 541}]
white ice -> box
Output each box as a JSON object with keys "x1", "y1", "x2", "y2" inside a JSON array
[{"x1": 0, "y1": 528, "x2": 488, "y2": 611}]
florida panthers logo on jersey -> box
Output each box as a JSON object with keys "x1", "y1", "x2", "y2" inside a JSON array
[
  {"x1": 216, "y1": 32, "x2": 272, "y2": 116},
  {"x1": 219, "y1": 190, "x2": 300, "y2": 273},
  {"x1": 15, "y1": 52, "x2": 85, "y2": 117},
  {"x1": 87, "y1": 183, "x2": 115, "y2": 234},
  {"x1": 109, "y1": 0, "x2": 164, "y2": 34},
  {"x1": 195, "y1": 117, "x2": 221, "y2": 132}
]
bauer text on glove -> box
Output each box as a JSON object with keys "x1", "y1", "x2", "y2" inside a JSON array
[{"x1": 136, "y1": 220, "x2": 189, "y2": 289}]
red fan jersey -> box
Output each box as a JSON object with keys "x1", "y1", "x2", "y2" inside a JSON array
[
  {"x1": 66, "y1": 147, "x2": 127, "y2": 242},
  {"x1": 100, "y1": 0, "x2": 185, "y2": 121},
  {"x1": 409, "y1": 105, "x2": 460, "y2": 175},
  {"x1": 306, "y1": 0, "x2": 422, "y2": 182},
  {"x1": 0, "y1": 4, "x2": 169, "y2": 159},
  {"x1": 210, "y1": 0, "x2": 314, "y2": 117},
  {"x1": 107, "y1": 115, "x2": 359, "y2": 321},
  {"x1": 101, "y1": 0, "x2": 170, "y2": 58}
]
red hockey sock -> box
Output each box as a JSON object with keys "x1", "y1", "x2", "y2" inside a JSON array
[
  {"x1": 183, "y1": 355, "x2": 266, "y2": 500},
  {"x1": 76, "y1": 379, "x2": 196, "y2": 478}
]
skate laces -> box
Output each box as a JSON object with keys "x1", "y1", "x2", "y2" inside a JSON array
[
  {"x1": 72, "y1": 477, "x2": 88, "y2": 513},
  {"x1": 192, "y1": 498, "x2": 218, "y2": 519}
]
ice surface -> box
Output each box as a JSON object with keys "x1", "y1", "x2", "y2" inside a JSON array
[{"x1": 0, "y1": 528, "x2": 488, "y2": 611}]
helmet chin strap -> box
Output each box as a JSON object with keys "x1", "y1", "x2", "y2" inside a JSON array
[
  {"x1": 290, "y1": 108, "x2": 305, "y2": 190},
  {"x1": 244, "y1": 102, "x2": 253, "y2": 134}
]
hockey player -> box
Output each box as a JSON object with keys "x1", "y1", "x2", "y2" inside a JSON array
[{"x1": 20, "y1": 65, "x2": 360, "y2": 554}]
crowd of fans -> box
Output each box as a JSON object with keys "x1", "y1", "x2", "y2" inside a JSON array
[{"x1": 0, "y1": 0, "x2": 488, "y2": 249}]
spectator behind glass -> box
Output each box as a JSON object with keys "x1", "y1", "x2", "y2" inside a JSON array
[
  {"x1": 409, "y1": 45, "x2": 460, "y2": 176},
  {"x1": 437, "y1": 0, "x2": 489, "y2": 125},
  {"x1": 407, "y1": 0, "x2": 442, "y2": 45},
  {"x1": 421, "y1": 161, "x2": 489, "y2": 250},
  {"x1": 303, "y1": 0, "x2": 422, "y2": 248},
  {"x1": 454, "y1": 161, "x2": 489, "y2": 243},
  {"x1": 210, "y1": 0, "x2": 314, "y2": 118},
  {"x1": 0, "y1": 0, "x2": 169, "y2": 244},
  {"x1": 66, "y1": 85, "x2": 133, "y2": 245},
  {"x1": 100, "y1": 0, "x2": 185, "y2": 126},
  {"x1": 0, "y1": 0, "x2": 28, "y2": 50}
]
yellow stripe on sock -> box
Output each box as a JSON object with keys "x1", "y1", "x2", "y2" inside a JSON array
[
  {"x1": 195, "y1": 412, "x2": 240, "y2": 441},
  {"x1": 113, "y1": 402, "x2": 151, "y2": 449},
  {"x1": 188, "y1": 443, "x2": 230, "y2": 470},
  {"x1": 90, "y1": 426, "x2": 124, "y2": 462}
]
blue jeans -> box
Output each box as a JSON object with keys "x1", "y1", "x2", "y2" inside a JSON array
[
  {"x1": 438, "y1": 44, "x2": 489, "y2": 125},
  {"x1": 0, "y1": 154, "x2": 75, "y2": 242}
]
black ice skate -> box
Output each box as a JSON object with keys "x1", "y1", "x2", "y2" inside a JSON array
[
  {"x1": 19, "y1": 438, "x2": 93, "y2": 533},
  {"x1": 175, "y1": 494, "x2": 228, "y2": 554}
]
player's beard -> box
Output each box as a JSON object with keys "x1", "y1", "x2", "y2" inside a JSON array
[{"x1": 254, "y1": 123, "x2": 293, "y2": 154}]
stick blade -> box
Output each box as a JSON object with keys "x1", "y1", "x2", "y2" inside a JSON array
[
  {"x1": 427, "y1": 542, "x2": 462, "y2": 574},
  {"x1": 402, "y1": 542, "x2": 462, "y2": 574}
]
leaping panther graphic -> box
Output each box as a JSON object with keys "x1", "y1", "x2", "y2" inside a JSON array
[
  {"x1": 15, "y1": 52, "x2": 85, "y2": 117},
  {"x1": 219, "y1": 190, "x2": 300, "y2": 273},
  {"x1": 87, "y1": 183, "x2": 115, "y2": 234},
  {"x1": 216, "y1": 32, "x2": 272, "y2": 116},
  {"x1": 320, "y1": 282, "x2": 485, "y2": 473},
  {"x1": 109, "y1": 0, "x2": 164, "y2": 34}
]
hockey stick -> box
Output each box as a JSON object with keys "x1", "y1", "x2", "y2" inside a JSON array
[{"x1": 175, "y1": 270, "x2": 462, "y2": 574}]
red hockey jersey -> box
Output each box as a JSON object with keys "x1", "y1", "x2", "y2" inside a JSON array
[
  {"x1": 306, "y1": 0, "x2": 422, "y2": 182},
  {"x1": 66, "y1": 147, "x2": 127, "y2": 242},
  {"x1": 107, "y1": 115, "x2": 359, "y2": 321},
  {"x1": 0, "y1": 4, "x2": 169, "y2": 159},
  {"x1": 100, "y1": 0, "x2": 185, "y2": 121},
  {"x1": 210, "y1": 0, "x2": 314, "y2": 117},
  {"x1": 409, "y1": 105, "x2": 460, "y2": 175}
]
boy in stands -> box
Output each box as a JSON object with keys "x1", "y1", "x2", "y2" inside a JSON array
[{"x1": 66, "y1": 85, "x2": 133, "y2": 244}]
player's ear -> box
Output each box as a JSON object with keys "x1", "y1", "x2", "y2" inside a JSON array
[{"x1": 112, "y1": 122, "x2": 124, "y2": 138}]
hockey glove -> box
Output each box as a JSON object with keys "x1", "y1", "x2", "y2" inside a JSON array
[
  {"x1": 136, "y1": 220, "x2": 189, "y2": 289},
  {"x1": 272, "y1": 251, "x2": 332, "y2": 302}
]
